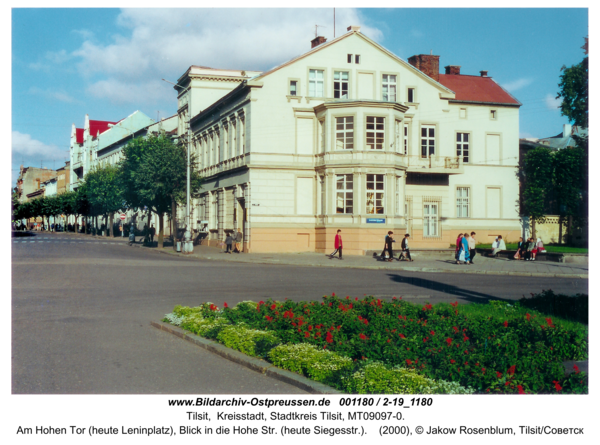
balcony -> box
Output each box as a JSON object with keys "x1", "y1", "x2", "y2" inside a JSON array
[
  {"x1": 199, "y1": 153, "x2": 248, "y2": 178},
  {"x1": 405, "y1": 155, "x2": 463, "y2": 174}
]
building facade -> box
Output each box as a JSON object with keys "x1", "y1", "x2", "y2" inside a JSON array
[{"x1": 178, "y1": 27, "x2": 522, "y2": 253}]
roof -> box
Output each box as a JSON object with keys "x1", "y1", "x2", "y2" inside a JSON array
[
  {"x1": 538, "y1": 126, "x2": 587, "y2": 150},
  {"x1": 75, "y1": 128, "x2": 84, "y2": 144},
  {"x1": 89, "y1": 120, "x2": 118, "y2": 139},
  {"x1": 438, "y1": 74, "x2": 521, "y2": 106}
]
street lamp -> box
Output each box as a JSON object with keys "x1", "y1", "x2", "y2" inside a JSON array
[{"x1": 162, "y1": 77, "x2": 193, "y2": 254}]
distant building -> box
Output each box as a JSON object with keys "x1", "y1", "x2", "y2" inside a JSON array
[{"x1": 16, "y1": 166, "x2": 57, "y2": 203}]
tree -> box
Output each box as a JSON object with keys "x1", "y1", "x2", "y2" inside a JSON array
[
  {"x1": 84, "y1": 165, "x2": 124, "y2": 236},
  {"x1": 556, "y1": 56, "x2": 588, "y2": 128},
  {"x1": 553, "y1": 147, "x2": 586, "y2": 244},
  {"x1": 520, "y1": 146, "x2": 554, "y2": 238},
  {"x1": 119, "y1": 133, "x2": 202, "y2": 248}
]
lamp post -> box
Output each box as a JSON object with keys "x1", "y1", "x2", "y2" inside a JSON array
[{"x1": 162, "y1": 77, "x2": 193, "y2": 254}]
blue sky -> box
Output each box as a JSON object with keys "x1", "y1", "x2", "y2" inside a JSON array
[{"x1": 11, "y1": 8, "x2": 588, "y2": 185}]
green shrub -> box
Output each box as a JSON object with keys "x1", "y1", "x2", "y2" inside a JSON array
[
  {"x1": 217, "y1": 325, "x2": 280, "y2": 357},
  {"x1": 519, "y1": 290, "x2": 588, "y2": 324},
  {"x1": 180, "y1": 313, "x2": 230, "y2": 339},
  {"x1": 269, "y1": 343, "x2": 353, "y2": 383}
]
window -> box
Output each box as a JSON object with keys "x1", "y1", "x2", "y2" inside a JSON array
[
  {"x1": 421, "y1": 125, "x2": 435, "y2": 157},
  {"x1": 355, "y1": 55, "x2": 361, "y2": 64},
  {"x1": 290, "y1": 80, "x2": 298, "y2": 96},
  {"x1": 407, "y1": 88, "x2": 415, "y2": 103},
  {"x1": 456, "y1": 187, "x2": 469, "y2": 218},
  {"x1": 382, "y1": 74, "x2": 397, "y2": 101},
  {"x1": 334, "y1": 71, "x2": 349, "y2": 99},
  {"x1": 335, "y1": 117, "x2": 354, "y2": 150},
  {"x1": 490, "y1": 109, "x2": 497, "y2": 120},
  {"x1": 423, "y1": 203, "x2": 438, "y2": 237},
  {"x1": 309, "y1": 69, "x2": 324, "y2": 97},
  {"x1": 336, "y1": 174, "x2": 354, "y2": 214},
  {"x1": 403, "y1": 123, "x2": 409, "y2": 155},
  {"x1": 366, "y1": 174, "x2": 384, "y2": 214},
  {"x1": 366, "y1": 117, "x2": 385, "y2": 150},
  {"x1": 456, "y1": 133, "x2": 469, "y2": 163},
  {"x1": 459, "y1": 108, "x2": 467, "y2": 119},
  {"x1": 347, "y1": 54, "x2": 353, "y2": 63}
]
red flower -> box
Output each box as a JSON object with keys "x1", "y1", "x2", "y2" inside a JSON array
[
  {"x1": 546, "y1": 318, "x2": 555, "y2": 328},
  {"x1": 553, "y1": 380, "x2": 562, "y2": 391},
  {"x1": 223, "y1": 302, "x2": 228, "y2": 308},
  {"x1": 573, "y1": 365, "x2": 580, "y2": 374},
  {"x1": 270, "y1": 304, "x2": 276, "y2": 310},
  {"x1": 399, "y1": 333, "x2": 406, "y2": 339},
  {"x1": 526, "y1": 313, "x2": 531, "y2": 321},
  {"x1": 326, "y1": 332, "x2": 333, "y2": 343},
  {"x1": 450, "y1": 359, "x2": 456, "y2": 364},
  {"x1": 304, "y1": 332, "x2": 310, "y2": 338},
  {"x1": 463, "y1": 335, "x2": 469, "y2": 342},
  {"x1": 450, "y1": 301, "x2": 458, "y2": 308},
  {"x1": 423, "y1": 337, "x2": 428, "y2": 343},
  {"x1": 517, "y1": 385, "x2": 525, "y2": 394},
  {"x1": 482, "y1": 368, "x2": 486, "y2": 374},
  {"x1": 430, "y1": 330, "x2": 435, "y2": 336},
  {"x1": 496, "y1": 371, "x2": 502, "y2": 378},
  {"x1": 507, "y1": 365, "x2": 516, "y2": 376},
  {"x1": 359, "y1": 333, "x2": 367, "y2": 340},
  {"x1": 446, "y1": 338, "x2": 452, "y2": 346},
  {"x1": 308, "y1": 325, "x2": 313, "y2": 331},
  {"x1": 386, "y1": 339, "x2": 391, "y2": 343},
  {"x1": 503, "y1": 321, "x2": 508, "y2": 328},
  {"x1": 332, "y1": 292, "x2": 336, "y2": 296},
  {"x1": 453, "y1": 326, "x2": 459, "y2": 333},
  {"x1": 406, "y1": 359, "x2": 413, "y2": 365}
]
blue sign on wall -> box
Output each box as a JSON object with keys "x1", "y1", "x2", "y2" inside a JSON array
[{"x1": 366, "y1": 218, "x2": 386, "y2": 224}]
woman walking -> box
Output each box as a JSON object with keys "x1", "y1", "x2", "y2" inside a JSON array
[
  {"x1": 400, "y1": 233, "x2": 413, "y2": 261},
  {"x1": 460, "y1": 232, "x2": 471, "y2": 264},
  {"x1": 455, "y1": 233, "x2": 463, "y2": 264},
  {"x1": 329, "y1": 229, "x2": 343, "y2": 260}
]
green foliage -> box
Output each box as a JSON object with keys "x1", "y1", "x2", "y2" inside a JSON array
[
  {"x1": 217, "y1": 325, "x2": 280, "y2": 357},
  {"x1": 84, "y1": 165, "x2": 124, "y2": 217},
  {"x1": 520, "y1": 146, "x2": 554, "y2": 222},
  {"x1": 269, "y1": 343, "x2": 354, "y2": 383},
  {"x1": 557, "y1": 56, "x2": 588, "y2": 128},
  {"x1": 519, "y1": 290, "x2": 588, "y2": 324},
  {"x1": 179, "y1": 314, "x2": 230, "y2": 339}
]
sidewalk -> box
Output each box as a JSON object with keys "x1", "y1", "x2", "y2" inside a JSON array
[{"x1": 45, "y1": 232, "x2": 588, "y2": 278}]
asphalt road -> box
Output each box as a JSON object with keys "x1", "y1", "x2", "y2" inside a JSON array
[{"x1": 12, "y1": 233, "x2": 588, "y2": 394}]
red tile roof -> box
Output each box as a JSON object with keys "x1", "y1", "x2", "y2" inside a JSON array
[
  {"x1": 89, "y1": 120, "x2": 118, "y2": 139},
  {"x1": 75, "y1": 128, "x2": 84, "y2": 144},
  {"x1": 438, "y1": 74, "x2": 520, "y2": 106}
]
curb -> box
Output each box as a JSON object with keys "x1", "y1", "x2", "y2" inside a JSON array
[
  {"x1": 125, "y1": 243, "x2": 588, "y2": 279},
  {"x1": 150, "y1": 321, "x2": 342, "y2": 395}
]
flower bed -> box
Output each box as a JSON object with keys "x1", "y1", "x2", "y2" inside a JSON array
[{"x1": 163, "y1": 294, "x2": 588, "y2": 394}]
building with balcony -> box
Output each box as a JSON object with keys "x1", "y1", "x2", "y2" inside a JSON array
[{"x1": 175, "y1": 26, "x2": 522, "y2": 253}]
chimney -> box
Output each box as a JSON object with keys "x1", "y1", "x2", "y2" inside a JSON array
[
  {"x1": 444, "y1": 65, "x2": 461, "y2": 75},
  {"x1": 563, "y1": 124, "x2": 572, "y2": 138},
  {"x1": 408, "y1": 54, "x2": 440, "y2": 82},
  {"x1": 347, "y1": 25, "x2": 361, "y2": 32},
  {"x1": 311, "y1": 36, "x2": 327, "y2": 48},
  {"x1": 480, "y1": 70, "x2": 488, "y2": 77}
]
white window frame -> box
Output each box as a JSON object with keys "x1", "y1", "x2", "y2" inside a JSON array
[
  {"x1": 421, "y1": 125, "x2": 435, "y2": 158},
  {"x1": 309, "y1": 69, "x2": 325, "y2": 97},
  {"x1": 366, "y1": 116, "x2": 385, "y2": 150},
  {"x1": 335, "y1": 174, "x2": 354, "y2": 214},
  {"x1": 333, "y1": 71, "x2": 349, "y2": 99},
  {"x1": 456, "y1": 187, "x2": 470, "y2": 218},
  {"x1": 366, "y1": 174, "x2": 385, "y2": 214},
  {"x1": 403, "y1": 123, "x2": 409, "y2": 155},
  {"x1": 382, "y1": 74, "x2": 397, "y2": 102},
  {"x1": 456, "y1": 132, "x2": 469, "y2": 163},
  {"x1": 423, "y1": 203, "x2": 439, "y2": 237},
  {"x1": 335, "y1": 116, "x2": 354, "y2": 150}
]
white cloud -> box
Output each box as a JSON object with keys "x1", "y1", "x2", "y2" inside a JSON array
[
  {"x1": 29, "y1": 87, "x2": 78, "y2": 104},
  {"x1": 12, "y1": 132, "x2": 70, "y2": 184},
  {"x1": 72, "y1": 29, "x2": 95, "y2": 40},
  {"x1": 501, "y1": 78, "x2": 534, "y2": 92},
  {"x1": 69, "y1": 8, "x2": 382, "y2": 105},
  {"x1": 86, "y1": 78, "x2": 173, "y2": 105},
  {"x1": 545, "y1": 93, "x2": 562, "y2": 110}
]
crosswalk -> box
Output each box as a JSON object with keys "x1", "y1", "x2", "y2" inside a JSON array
[{"x1": 12, "y1": 237, "x2": 125, "y2": 245}]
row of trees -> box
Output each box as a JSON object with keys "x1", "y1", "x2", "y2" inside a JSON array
[{"x1": 12, "y1": 133, "x2": 202, "y2": 248}]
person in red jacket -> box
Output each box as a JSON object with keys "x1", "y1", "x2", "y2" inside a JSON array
[{"x1": 328, "y1": 229, "x2": 344, "y2": 260}]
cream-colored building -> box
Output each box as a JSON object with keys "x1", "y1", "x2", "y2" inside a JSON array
[{"x1": 176, "y1": 26, "x2": 522, "y2": 254}]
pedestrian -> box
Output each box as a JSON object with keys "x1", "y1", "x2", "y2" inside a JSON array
[
  {"x1": 234, "y1": 230, "x2": 243, "y2": 253},
  {"x1": 381, "y1": 231, "x2": 393, "y2": 259},
  {"x1": 468, "y1": 231, "x2": 477, "y2": 264},
  {"x1": 455, "y1": 233, "x2": 463, "y2": 263},
  {"x1": 149, "y1": 224, "x2": 156, "y2": 244},
  {"x1": 328, "y1": 229, "x2": 343, "y2": 260},
  {"x1": 514, "y1": 237, "x2": 525, "y2": 260},
  {"x1": 400, "y1": 233, "x2": 413, "y2": 261},
  {"x1": 51, "y1": 223, "x2": 55, "y2": 232},
  {"x1": 491, "y1": 235, "x2": 506, "y2": 257},
  {"x1": 535, "y1": 237, "x2": 546, "y2": 257},
  {"x1": 461, "y1": 232, "x2": 471, "y2": 264},
  {"x1": 225, "y1": 233, "x2": 233, "y2": 253},
  {"x1": 385, "y1": 231, "x2": 395, "y2": 262}
]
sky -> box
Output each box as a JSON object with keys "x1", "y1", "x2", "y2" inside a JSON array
[{"x1": 10, "y1": 7, "x2": 589, "y2": 186}]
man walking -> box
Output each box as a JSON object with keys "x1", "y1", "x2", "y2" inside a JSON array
[
  {"x1": 235, "y1": 230, "x2": 243, "y2": 253},
  {"x1": 385, "y1": 231, "x2": 395, "y2": 262},
  {"x1": 149, "y1": 224, "x2": 156, "y2": 244},
  {"x1": 225, "y1": 233, "x2": 233, "y2": 253},
  {"x1": 329, "y1": 229, "x2": 343, "y2": 260},
  {"x1": 400, "y1": 233, "x2": 413, "y2": 261}
]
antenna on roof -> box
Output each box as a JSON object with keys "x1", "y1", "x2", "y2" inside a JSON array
[{"x1": 315, "y1": 24, "x2": 326, "y2": 37}]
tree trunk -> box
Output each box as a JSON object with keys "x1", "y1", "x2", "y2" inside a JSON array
[
  {"x1": 558, "y1": 215, "x2": 563, "y2": 245},
  {"x1": 531, "y1": 219, "x2": 536, "y2": 240},
  {"x1": 108, "y1": 212, "x2": 114, "y2": 237},
  {"x1": 145, "y1": 209, "x2": 152, "y2": 245},
  {"x1": 158, "y1": 212, "x2": 164, "y2": 249}
]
